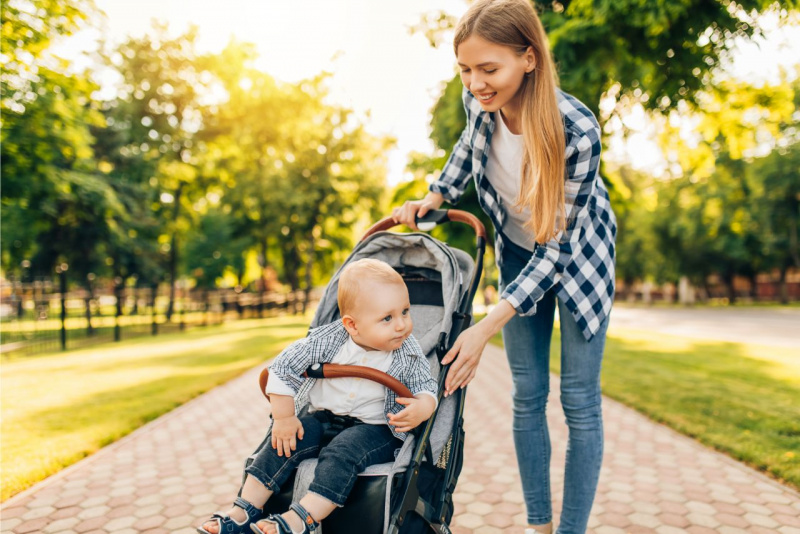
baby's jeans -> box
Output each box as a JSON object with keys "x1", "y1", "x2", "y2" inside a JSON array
[
  {"x1": 499, "y1": 237, "x2": 609, "y2": 534},
  {"x1": 243, "y1": 413, "x2": 401, "y2": 507}
]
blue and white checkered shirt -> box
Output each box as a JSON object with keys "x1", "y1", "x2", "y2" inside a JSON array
[
  {"x1": 430, "y1": 88, "x2": 617, "y2": 341},
  {"x1": 268, "y1": 321, "x2": 438, "y2": 441}
]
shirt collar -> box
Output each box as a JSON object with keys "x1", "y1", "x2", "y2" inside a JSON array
[{"x1": 309, "y1": 320, "x2": 424, "y2": 360}]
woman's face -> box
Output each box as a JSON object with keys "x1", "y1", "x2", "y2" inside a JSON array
[{"x1": 456, "y1": 34, "x2": 534, "y2": 114}]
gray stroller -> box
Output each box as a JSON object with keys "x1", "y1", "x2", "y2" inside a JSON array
[{"x1": 255, "y1": 209, "x2": 487, "y2": 534}]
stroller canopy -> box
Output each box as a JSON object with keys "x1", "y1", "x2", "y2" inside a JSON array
[{"x1": 311, "y1": 231, "x2": 475, "y2": 360}]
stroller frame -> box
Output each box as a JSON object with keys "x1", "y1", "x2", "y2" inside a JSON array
[{"x1": 260, "y1": 210, "x2": 487, "y2": 534}]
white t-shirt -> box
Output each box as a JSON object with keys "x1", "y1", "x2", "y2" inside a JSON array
[
  {"x1": 485, "y1": 111, "x2": 536, "y2": 251},
  {"x1": 267, "y1": 337, "x2": 431, "y2": 425}
]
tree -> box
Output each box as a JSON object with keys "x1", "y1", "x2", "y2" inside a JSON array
[
  {"x1": 1, "y1": 0, "x2": 127, "y2": 326},
  {"x1": 650, "y1": 76, "x2": 798, "y2": 300},
  {"x1": 96, "y1": 25, "x2": 210, "y2": 318},
  {"x1": 201, "y1": 43, "x2": 389, "y2": 303}
]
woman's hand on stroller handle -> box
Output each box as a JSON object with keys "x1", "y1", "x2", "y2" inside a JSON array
[{"x1": 391, "y1": 193, "x2": 444, "y2": 231}]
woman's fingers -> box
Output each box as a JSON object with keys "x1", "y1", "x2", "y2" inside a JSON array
[{"x1": 447, "y1": 352, "x2": 480, "y2": 392}]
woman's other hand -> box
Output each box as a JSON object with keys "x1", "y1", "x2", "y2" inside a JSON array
[
  {"x1": 441, "y1": 300, "x2": 517, "y2": 395},
  {"x1": 391, "y1": 193, "x2": 444, "y2": 231}
]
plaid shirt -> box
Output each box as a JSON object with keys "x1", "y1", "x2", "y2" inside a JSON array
[
  {"x1": 268, "y1": 321, "x2": 438, "y2": 441},
  {"x1": 430, "y1": 88, "x2": 616, "y2": 341}
]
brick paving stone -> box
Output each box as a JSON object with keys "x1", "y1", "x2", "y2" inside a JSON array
[
  {"x1": 2, "y1": 344, "x2": 800, "y2": 534},
  {"x1": 42, "y1": 517, "x2": 80, "y2": 533}
]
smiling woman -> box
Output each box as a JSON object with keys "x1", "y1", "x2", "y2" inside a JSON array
[{"x1": 391, "y1": 1, "x2": 617, "y2": 533}]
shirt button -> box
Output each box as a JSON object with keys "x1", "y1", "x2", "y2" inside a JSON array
[
  {"x1": 349, "y1": 393, "x2": 356, "y2": 399},
  {"x1": 361, "y1": 358, "x2": 367, "y2": 364}
]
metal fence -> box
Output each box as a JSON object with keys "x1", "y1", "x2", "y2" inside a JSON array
[{"x1": 0, "y1": 276, "x2": 318, "y2": 356}]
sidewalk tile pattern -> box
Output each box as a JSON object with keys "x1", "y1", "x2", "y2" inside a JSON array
[{"x1": 2, "y1": 344, "x2": 798, "y2": 533}]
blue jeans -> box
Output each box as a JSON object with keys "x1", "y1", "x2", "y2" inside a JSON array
[
  {"x1": 244, "y1": 413, "x2": 401, "y2": 506},
  {"x1": 499, "y1": 238, "x2": 609, "y2": 534}
]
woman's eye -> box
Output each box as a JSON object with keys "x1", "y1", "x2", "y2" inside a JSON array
[
  {"x1": 460, "y1": 68, "x2": 470, "y2": 73},
  {"x1": 485, "y1": 69, "x2": 497, "y2": 74}
]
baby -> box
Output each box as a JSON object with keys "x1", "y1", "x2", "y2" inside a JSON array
[{"x1": 197, "y1": 258, "x2": 438, "y2": 534}]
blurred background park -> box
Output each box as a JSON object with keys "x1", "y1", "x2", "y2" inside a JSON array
[{"x1": 1, "y1": 0, "x2": 799, "y2": 507}]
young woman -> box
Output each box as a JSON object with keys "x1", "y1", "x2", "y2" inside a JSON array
[{"x1": 392, "y1": 1, "x2": 616, "y2": 532}]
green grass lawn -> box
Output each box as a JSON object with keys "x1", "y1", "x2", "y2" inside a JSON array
[
  {"x1": 489, "y1": 324, "x2": 800, "y2": 490},
  {"x1": 1, "y1": 316, "x2": 309, "y2": 501}
]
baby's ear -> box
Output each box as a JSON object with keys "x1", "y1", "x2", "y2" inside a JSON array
[{"x1": 342, "y1": 315, "x2": 357, "y2": 336}]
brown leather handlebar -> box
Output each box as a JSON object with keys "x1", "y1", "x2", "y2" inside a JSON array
[
  {"x1": 259, "y1": 364, "x2": 414, "y2": 401},
  {"x1": 361, "y1": 209, "x2": 487, "y2": 241}
]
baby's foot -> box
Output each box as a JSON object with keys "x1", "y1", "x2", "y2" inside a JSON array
[
  {"x1": 199, "y1": 505, "x2": 248, "y2": 534},
  {"x1": 252, "y1": 510, "x2": 305, "y2": 534}
]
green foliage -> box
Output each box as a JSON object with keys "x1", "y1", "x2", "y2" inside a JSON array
[
  {"x1": 536, "y1": 0, "x2": 795, "y2": 116},
  {"x1": 2, "y1": 14, "x2": 391, "y2": 296}
]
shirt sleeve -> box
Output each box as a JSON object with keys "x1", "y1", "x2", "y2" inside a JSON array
[
  {"x1": 500, "y1": 124, "x2": 602, "y2": 316},
  {"x1": 429, "y1": 88, "x2": 473, "y2": 204},
  {"x1": 267, "y1": 337, "x2": 313, "y2": 394},
  {"x1": 265, "y1": 372, "x2": 296, "y2": 397},
  {"x1": 429, "y1": 126, "x2": 473, "y2": 204},
  {"x1": 415, "y1": 390, "x2": 439, "y2": 409},
  {"x1": 405, "y1": 355, "x2": 438, "y2": 399}
]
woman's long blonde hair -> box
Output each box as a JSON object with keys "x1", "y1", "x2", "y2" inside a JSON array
[{"x1": 454, "y1": 0, "x2": 566, "y2": 244}]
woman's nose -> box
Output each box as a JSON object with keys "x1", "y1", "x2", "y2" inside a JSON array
[{"x1": 470, "y1": 75, "x2": 486, "y2": 92}]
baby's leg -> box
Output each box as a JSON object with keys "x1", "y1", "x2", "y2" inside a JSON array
[
  {"x1": 254, "y1": 424, "x2": 400, "y2": 533},
  {"x1": 199, "y1": 416, "x2": 324, "y2": 534}
]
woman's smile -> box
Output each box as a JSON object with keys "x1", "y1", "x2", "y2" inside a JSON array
[{"x1": 476, "y1": 91, "x2": 497, "y2": 104}]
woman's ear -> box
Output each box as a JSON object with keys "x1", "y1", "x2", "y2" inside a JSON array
[
  {"x1": 342, "y1": 315, "x2": 358, "y2": 337},
  {"x1": 525, "y1": 46, "x2": 536, "y2": 73}
]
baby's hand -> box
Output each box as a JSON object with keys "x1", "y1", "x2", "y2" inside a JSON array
[
  {"x1": 271, "y1": 415, "x2": 304, "y2": 457},
  {"x1": 387, "y1": 395, "x2": 436, "y2": 433}
]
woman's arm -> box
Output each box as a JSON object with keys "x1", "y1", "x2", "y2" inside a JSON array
[{"x1": 441, "y1": 123, "x2": 604, "y2": 394}]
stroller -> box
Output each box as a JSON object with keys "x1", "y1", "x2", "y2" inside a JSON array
[{"x1": 255, "y1": 210, "x2": 487, "y2": 534}]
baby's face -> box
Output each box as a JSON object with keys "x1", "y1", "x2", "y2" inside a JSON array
[{"x1": 347, "y1": 280, "x2": 413, "y2": 352}]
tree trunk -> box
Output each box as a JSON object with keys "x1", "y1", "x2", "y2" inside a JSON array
[
  {"x1": 778, "y1": 265, "x2": 789, "y2": 305},
  {"x1": 84, "y1": 280, "x2": 95, "y2": 336},
  {"x1": 724, "y1": 272, "x2": 737, "y2": 304},
  {"x1": 748, "y1": 273, "x2": 759, "y2": 301},
  {"x1": 259, "y1": 238, "x2": 269, "y2": 318},
  {"x1": 303, "y1": 233, "x2": 316, "y2": 314},
  {"x1": 284, "y1": 243, "x2": 301, "y2": 314},
  {"x1": 166, "y1": 182, "x2": 185, "y2": 322},
  {"x1": 702, "y1": 278, "x2": 713, "y2": 303}
]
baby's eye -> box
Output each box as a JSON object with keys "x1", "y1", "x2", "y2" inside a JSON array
[
  {"x1": 382, "y1": 315, "x2": 392, "y2": 322},
  {"x1": 402, "y1": 308, "x2": 410, "y2": 316}
]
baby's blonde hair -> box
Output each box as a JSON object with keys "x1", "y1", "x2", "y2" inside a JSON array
[{"x1": 338, "y1": 259, "x2": 405, "y2": 316}]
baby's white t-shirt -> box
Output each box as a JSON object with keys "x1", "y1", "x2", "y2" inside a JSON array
[{"x1": 266, "y1": 337, "x2": 436, "y2": 424}]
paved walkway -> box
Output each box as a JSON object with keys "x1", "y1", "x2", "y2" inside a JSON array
[
  {"x1": 610, "y1": 306, "x2": 800, "y2": 348},
  {"x1": 2, "y1": 344, "x2": 799, "y2": 534}
]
